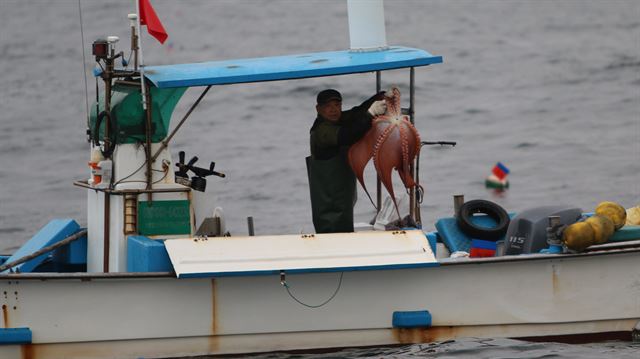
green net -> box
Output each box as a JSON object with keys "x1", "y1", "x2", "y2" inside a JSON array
[{"x1": 89, "y1": 83, "x2": 187, "y2": 144}]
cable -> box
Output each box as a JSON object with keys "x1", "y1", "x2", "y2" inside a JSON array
[
  {"x1": 281, "y1": 272, "x2": 344, "y2": 308},
  {"x1": 125, "y1": 51, "x2": 133, "y2": 70},
  {"x1": 113, "y1": 160, "x2": 146, "y2": 187},
  {"x1": 112, "y1": 143, "x2": 148, "y2": 187},
  {"x1": 152, "y1": 169, "x2": 169, "y2": 184},
  {"x1": 112, "y1": 147, "x2": 169, "y2": 187}
]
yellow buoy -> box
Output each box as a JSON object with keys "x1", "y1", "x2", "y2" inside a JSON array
[
  {"x1": 563, "y1": 222, "x2": 595, "y2": 252},
  {"x1": 595, "y1": 201, "x2": 627, "y2": 230},
  {"x1": 585, "y1": 215, "x2": 615, "y2": 244},
  {"x1": 626, "y1": 206, "x2": 640, "y2": 226}
]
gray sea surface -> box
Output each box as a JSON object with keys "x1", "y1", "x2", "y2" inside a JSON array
[{"x1": 0, "y1": 0, "x2": 639, "y2": 357}]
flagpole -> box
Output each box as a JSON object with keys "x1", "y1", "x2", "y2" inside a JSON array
[
  {"x1": 135, "y1": 0, "x2": 153, "y2": 196},
  {"x1": 135, "y1": 0, "x2": 148, "y2": 110}
]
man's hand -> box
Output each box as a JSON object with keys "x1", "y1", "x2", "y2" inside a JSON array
[{"x1": 368, "y1": 100, "x2": 387, "y2": 116}]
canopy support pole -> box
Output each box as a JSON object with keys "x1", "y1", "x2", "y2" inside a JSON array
[
  {"x1": 375, "y1": 71, "x2": 382, "y2": 213},
  {"x1": 151, "y1": 85, "x2": 212, "y2": 163},
  {"x1": 409, "y1": 67, "x2": 417, "y2": 224},
  {"x1": 144, "y1": 83, "x2": 153, "y2": 202}
]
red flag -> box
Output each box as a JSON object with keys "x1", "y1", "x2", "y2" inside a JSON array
[{"x1": 139, "y1": 0, "x2": 168, "y2": 44}]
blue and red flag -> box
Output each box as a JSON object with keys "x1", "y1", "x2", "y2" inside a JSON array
[
  {"x1": 470, "y1": 239, "x2": 497, "y2": 258},
  {"x1": 491, "y1": 162, "x2": 510, "y2": 180}
]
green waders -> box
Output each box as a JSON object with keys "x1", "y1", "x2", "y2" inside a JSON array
[{"x1": 306, "y1": 154, "x2": 357, "y2": 233}]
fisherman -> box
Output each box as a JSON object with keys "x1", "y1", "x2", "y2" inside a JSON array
[{"x1": 306, "y1": 89, "x2": 386, "y2": 233}]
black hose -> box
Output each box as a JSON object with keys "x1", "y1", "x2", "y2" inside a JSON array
[{"x1": 93, "y1": 110, "x2": 117, "y2": 157}]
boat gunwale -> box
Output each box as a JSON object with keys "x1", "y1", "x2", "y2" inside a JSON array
[{"x1": 1, "y1": 244, "x2": 639, "y2": 280}]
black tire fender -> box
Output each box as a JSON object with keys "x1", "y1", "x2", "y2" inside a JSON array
[{"x1": 456, "y1": 199, "x2": 510, "y2": 241}]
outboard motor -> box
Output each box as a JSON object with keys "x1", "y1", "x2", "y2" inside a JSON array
[{"x1": 504, "y1": 206, "x2": 582, "y2": 255}]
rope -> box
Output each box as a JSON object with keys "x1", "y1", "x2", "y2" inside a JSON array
[
  {"x1": 78, "y1": 0, "x2": 90, "y2": 129},
  {"x1": 281, "y1": 271, "x2": 344, "y2": 308}
]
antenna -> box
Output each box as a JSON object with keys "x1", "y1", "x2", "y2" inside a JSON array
[
  {"x1": 347, "y1": 0, "x2": 388, "y2": 51},
  {"x1": 128, "y1": 13, "x2": 139, "y2": 70},
  {"x1": 134, "y1": 0, "x2": 148, "y2": 110}
]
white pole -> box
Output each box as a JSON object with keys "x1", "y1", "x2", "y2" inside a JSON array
[
  {"x1": 347, "y1": 0, "x2": 387, "y2": 51},
  {"x1": 135, "y1": 0, "x2": 148, "y2": 110}
]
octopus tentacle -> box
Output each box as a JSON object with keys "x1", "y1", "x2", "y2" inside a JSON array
[
  {"x1": 348, "y1": 130, "x2": 376, "y2": 207},
  {"x1": 348, "y1": 116, "x2": 391, "y2": 208},
  {"x1": 372, "y1": 123, "x2": 395, "y2": 170},
  {"x1": 374, "y1": 130, "x2": 403, "y2": 219},
  {"x1": 399, "y1": 122, "x2": 410, "y2": 182}
]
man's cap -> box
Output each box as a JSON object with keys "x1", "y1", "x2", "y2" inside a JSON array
[{"x1": 317, "y1": 89, "x2": 342, "y2": 105}]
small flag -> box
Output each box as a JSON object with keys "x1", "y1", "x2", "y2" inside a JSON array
[
  {"x1": 469, "y1": 239, "x2": 497, "y2": 258},
  {"x1": 491, "y1": 162, "x2": 510, "y2": 181},
  {"x1": 139, "y1": 0, "x2": 168, "y2": 44}
]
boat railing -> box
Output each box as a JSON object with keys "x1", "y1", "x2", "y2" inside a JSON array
[{"x1": 73, "y1": 179, "x2": 190, "y2": 195}]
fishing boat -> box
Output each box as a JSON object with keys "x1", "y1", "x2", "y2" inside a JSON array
[{"x1": 1, "y1": 1, "x2": 639, "y2": 358}]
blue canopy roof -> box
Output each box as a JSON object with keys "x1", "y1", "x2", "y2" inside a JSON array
[{"x1": 144, "y1": 46, "x2": 442, "y2": 88}]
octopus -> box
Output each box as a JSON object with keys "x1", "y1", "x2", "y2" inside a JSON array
[{"x1": 348, "y1": 87, "x2": 421, "y2": 219}]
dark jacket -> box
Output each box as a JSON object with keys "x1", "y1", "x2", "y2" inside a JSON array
[{"x1": 310, "y1": 94, "x2": 380, "y2": 160}]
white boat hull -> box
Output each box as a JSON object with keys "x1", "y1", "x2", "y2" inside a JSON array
[{"x1": 1, "y1": 249, "x2": 639, "y2": 358}]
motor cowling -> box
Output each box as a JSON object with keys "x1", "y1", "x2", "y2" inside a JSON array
[{"x1": 504, "y1": 206, "x2": 582, "y2": 255}]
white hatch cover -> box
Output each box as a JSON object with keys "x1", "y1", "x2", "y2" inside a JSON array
[{"x1": 164, "y1": 230, "x2": 438, "y2": 278}]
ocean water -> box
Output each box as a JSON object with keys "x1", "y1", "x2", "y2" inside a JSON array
[
  {"x1": 243, "y1": 338, "x2": 640, "y2": 359},
  {"x1": 0, "y1": 0, "x2": 639, "y2": 357}
]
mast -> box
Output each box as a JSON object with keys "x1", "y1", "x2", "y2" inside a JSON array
[
  {"x1": 349, "y1": 0, "x2": 388, "y2": 216},
  {"x1": 347, "y1": 0, "x2": 387, "y2": 51},
  {"x1": 128, "y1": 13, "x2": 139, "y2": 71}
]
